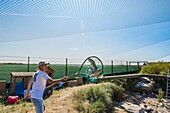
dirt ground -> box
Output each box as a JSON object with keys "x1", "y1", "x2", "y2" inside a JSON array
[
  {"x1": 30, "y1": 84, "x2": 127, "y2": 113},
  {"x1": 1, "y1": 83, "x2": 169, "y2": 113},
  {"x1": 27, "y1": 84, "x2": 170, "y2": 113},
  {"x1": 44, "y1": 84, "x2": 128, "y2": 113}
]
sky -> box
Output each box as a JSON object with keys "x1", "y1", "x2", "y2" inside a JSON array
[{"x1": 0, "y1": 0, "x2": 170, "y2": 62}]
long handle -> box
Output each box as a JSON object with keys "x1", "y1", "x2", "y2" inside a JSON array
[{"x1": 45, "y1": 72, "x2": 79, "y2": 89}]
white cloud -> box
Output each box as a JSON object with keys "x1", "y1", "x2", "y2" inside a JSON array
[{"x1": 69, "y1": 48, "x2": 79, "y2": 51}]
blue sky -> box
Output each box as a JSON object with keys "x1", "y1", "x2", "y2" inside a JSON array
[{"x1": 0, "y1": 0, "x2": 170, "y2": 61}]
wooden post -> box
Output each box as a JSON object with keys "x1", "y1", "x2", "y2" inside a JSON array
[
  {"x1": 12, "y1": 77, "x2": 16, "y2": 94},
  {"x1": 22, "y1": 78, "x2": 24, "y2": 82},
  {"x1": 24, "y1": 77, "x2": 28, "y2": 89}
]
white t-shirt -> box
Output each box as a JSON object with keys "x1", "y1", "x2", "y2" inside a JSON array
[{"x1": 31, "y1": 70, "x2": 50, "y2": 99}]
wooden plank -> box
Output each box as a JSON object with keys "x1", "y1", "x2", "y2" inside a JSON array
[
  {"x1": 11, "y1": 72, "x2": 35, "y2": 77},
  {"x1": 0, "y1": 80, "x2": 6, "y2": 95},
  {"x1": 98, "y1": 74, "x2": 167, "y2": 80},
  {"x1": 98, "y1": 74, "x2": 140, "y2": 80}
]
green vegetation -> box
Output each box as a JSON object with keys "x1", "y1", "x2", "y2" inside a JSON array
[
  {"x1": 72, "y1": 82, "x2": 125, "y2": 113},
  {"x1": 140, "y1": 62, "x2": 170, "y2": 75},
  {"x1": 157, "y1": 88, "x2": 164, "y2": 102}
]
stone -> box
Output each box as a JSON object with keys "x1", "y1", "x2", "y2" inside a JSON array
[{"x1": 121, "y1": 102, "x2": 144, "y2": 113}]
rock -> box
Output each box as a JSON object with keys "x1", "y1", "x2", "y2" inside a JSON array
[
  {"x1": 144, "y1": 104, "x2": 148, "y2": 108},
  {"x1": 152, "y1": 110, "x2": 159, "y2": 113},
  {"x1": 121, "y1": 102, "x2": 145, "y2": 113},
  {"x1": 164, "y1": 103, "x2": 170, "y2": 109},
  {"x1": 140, "y1": 77, "x2": 151, "y2": 83},
  {"x1": 143, "y1": 104, "x2": 154, "y2": 113},
  {"x1": 159, "y1": 103, "x2": 163, "y2": 106},
  {"x1": 134, "y1": 77, "x2": 155, "y2": 93},
  {"x1": 145, "y1": 107, "x2": 154, "y2": 113},
  {"x1": 139, "y1": 108, "x2": 145, "y2": 113}
]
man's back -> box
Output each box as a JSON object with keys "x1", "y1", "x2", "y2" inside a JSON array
[{"x1": 31, "y1": 70, "x2": 50, "y2": 99}]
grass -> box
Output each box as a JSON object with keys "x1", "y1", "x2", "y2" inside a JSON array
[
  {"x1": 72, "y1": 82, "x2": 125, "y2": 113},
  {"x1": 0, "y1": 82, "x2": 125, "y2": 113},
  {"x1": 0, "y1": 98, "x2": 34, "y2": 113}
]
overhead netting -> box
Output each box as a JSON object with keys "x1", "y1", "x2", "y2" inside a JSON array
[{"x1": 0, "y1": 0, "x2": 170, "y2": 42}]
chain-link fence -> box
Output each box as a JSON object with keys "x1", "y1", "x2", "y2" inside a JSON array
[{"x1": 0, "y1": 56, "x2": 146, "y2": 83}]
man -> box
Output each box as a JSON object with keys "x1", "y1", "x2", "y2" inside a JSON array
[{"x1": 26, "y1": 61, "x2": 68, "y2": 113}]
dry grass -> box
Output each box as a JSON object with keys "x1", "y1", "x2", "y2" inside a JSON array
[
  {"x1": 0, "y1": 83, "x2": 126, "y2": 113},
  {"x1": 0, "y1": 101, "x2": 34, "y2": 113},
  {"x1": 0, "y1": 84, "x2": 98, "y2": 113},
  {"x1": 44, "y1": 84, "x2": 97, "y2": 113}
]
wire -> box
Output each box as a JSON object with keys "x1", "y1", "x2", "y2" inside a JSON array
[
  {"x1": 103, "y1": 37, "x2": 170, "y2": 59},
  {"x1": 0, "y1": 19, "x2": 170, "y2": 43}
]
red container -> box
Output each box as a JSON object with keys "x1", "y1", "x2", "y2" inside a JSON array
[{"x1": 8, "y1": 96, "x2": 19, "y2": 104}]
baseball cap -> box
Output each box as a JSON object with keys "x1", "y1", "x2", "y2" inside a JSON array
[{"x1": 38, "y1": 61, "x2": 49, "y2": 67}]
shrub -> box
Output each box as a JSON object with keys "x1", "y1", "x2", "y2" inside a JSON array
[
  {"x1": 140, "y1": 62, "x2": 170, "y2": 75},
  {"x1": 157, "y1": 88, "x2": 164, "y2": 102},
  {"x1": 72, "y1": 82, "x2": 125, "y2": 113}
]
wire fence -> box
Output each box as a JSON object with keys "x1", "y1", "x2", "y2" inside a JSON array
[{"x1": 0, "y1": 56, "x2": 146, "y2": 83}]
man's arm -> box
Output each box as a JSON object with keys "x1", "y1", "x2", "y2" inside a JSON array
[
  {"x1": 26, "y1": 78, "x2": 33, "y2": 98},
  {"x1": 47, "y1": 76, "x2": 69, "y2": 85}
]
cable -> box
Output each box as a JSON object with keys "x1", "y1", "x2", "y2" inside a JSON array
[
  {"x1": 0, "y1": 19, "x2": 170, "y2": 43},
  {"x1": 103, "y1": 37, "x2": 170, "y2": 59}
]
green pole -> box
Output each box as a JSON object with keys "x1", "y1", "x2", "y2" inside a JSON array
[
  {"x1": 111, "y1": 60, "x2": 113, "y2": 74},
  {"x1": 126, "y1": 61, "x2": 128, "y2": 72},
  {"x1": 27, "y1": 56, "x2": 30, "y2": 72},
  {"x1": 66, "y1": 58, "x2": 68, "y2": 76},
  {"x1": 137, "y1": 62, "x2": 140, "y2": 71}
]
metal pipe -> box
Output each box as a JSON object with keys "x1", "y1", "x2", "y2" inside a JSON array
[{"x1": 27, "y1": 57, "x2": 30, "y2": 72}]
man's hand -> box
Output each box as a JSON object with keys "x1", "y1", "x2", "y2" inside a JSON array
[
  {"x1": 63, "y1": 76, "x2": 69, "y2": 80},
  {"x1": 75, "y1": 71, "x2": 80, "y2": 75},
  {"x1": 26, "y1": 91, "x2": 30, "y2": 99}
]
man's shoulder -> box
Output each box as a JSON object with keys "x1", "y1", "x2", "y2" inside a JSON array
[
  {"x1": 38, "y1": 70, "x2": 44, "y2": 73},
  {"x1": 36, "y1": 70, "x2": 47, "y2": 75}
]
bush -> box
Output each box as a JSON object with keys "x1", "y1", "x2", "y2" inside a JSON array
[
  {"x1": 140, "y1": 62, "x2": 170, "y2": 75},
  {"x1": 72, "y1": 82, "x2": 125, "y2": 113},
  {"x1": 157, "y1": 88, "x2": 164, "y2": 102}
]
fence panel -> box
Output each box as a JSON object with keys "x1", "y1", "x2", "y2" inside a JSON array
[{"x1": 0, "y1": 56, "x2": 144, "y2": 83}]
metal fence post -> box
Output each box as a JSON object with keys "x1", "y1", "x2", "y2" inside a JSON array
[
  {"x1": 126, "y1": 61, "x2": 128, "y2": 72},
  {"x1": 111, "y1": 60, "x2": 113, "y2": 74},
  {"x1": 27, "y1": 56, "x2": 30, "y2": 72},
  {"x1": 66, "y1": 58, "x2": 68, "y2": 76},
  {"x1": 137, "y1": 62, "x2": 140, "y2": 70}
]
